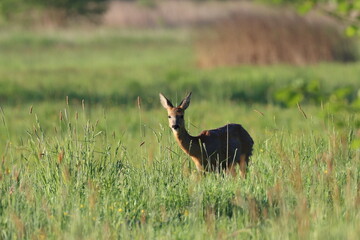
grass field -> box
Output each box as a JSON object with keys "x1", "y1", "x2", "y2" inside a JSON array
[{"x1": 0, "y1": 28, "x2": 360, "y2": 239}]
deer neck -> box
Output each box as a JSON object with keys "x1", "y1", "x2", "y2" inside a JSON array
[{"x1": 173, "y1": 127, "x2": 200, "y2": 157}]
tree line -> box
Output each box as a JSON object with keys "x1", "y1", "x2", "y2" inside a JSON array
[{"x1": 0, "y1": 0, "x2": 358, "y2": 34}]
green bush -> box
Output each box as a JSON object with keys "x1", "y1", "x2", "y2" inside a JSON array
[
  {"x1": 32, "y1": 0, "x2": 108, "y2": 17},
  {"x1": 273, "y1": 79, "x2": 324, "y2": 107},
  {"x1": 0, "y1": 0, "x2": 107, "y2": 23}
]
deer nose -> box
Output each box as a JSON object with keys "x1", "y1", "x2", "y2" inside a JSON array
[{"x1": 172, "y1": 124, "x2": 179, "y2": 130}]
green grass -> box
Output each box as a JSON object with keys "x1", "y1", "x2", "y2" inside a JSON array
[
  {"x1": 1, "y1": 29, "x2": 360, "y2": 106},
  {"x1": 0, "y1": 29, "x2": 360, "y2": 239}
]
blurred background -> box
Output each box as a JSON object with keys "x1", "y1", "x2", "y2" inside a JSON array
[{"x1": 0, "y1": 0, "x2": 359, "y2": 113}]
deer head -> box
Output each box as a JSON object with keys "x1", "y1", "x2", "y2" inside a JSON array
[{"x1": 159, "y1": 92, "x2": 192, "y2": 133}]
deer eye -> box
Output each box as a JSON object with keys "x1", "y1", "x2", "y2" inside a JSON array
[{"x1": 168, "y1": 116, "x2": 171, "y2": 118}]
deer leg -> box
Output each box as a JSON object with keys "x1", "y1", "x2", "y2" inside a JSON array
[
  {"x1": 227, "y1": 164, "x2": 237, "y2": 177},
  {"x1": 239, "y1": 154, "x2": 247, "y2": 178},
  {"x1": 191, "y1": 157, "x2": 204, "y2": 172}
]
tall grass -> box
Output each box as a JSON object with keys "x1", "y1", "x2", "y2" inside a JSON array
[
  {"x1": 0, "y1": 29, "x2": 359, "y2": 239},
  {"x1": 1, "y1": 98, "x2": 359, "y2": 239}
]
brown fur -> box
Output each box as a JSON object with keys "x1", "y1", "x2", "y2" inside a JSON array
[{"x1": 160, "y1": 92, "x2": 254, "y2": 177}]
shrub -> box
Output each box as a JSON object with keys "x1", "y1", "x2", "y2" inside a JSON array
[{"x1": 0, "y1": 0, "x2": 107, "y2": 25}]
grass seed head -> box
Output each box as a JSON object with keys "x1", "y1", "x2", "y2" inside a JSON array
[
  {"x1": 137, "y1": 96, "x2": 141, "y2": 109},
  {"x1": 58, "y1": 150, "x2": 64, "y2": 164}
]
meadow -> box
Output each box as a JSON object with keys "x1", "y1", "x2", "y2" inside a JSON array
[{"x1": 0, "y1": 28, "x2": 360, "y2": 239}]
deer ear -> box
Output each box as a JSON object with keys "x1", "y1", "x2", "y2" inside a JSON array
[
  {"x1": 159, "y1": 93, "x2": 173, "y2": 109},
  {"x1": 179, "y1": 92, "x2": 192, "y2": 110}
]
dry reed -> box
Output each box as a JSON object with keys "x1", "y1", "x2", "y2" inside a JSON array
[{"x1": 195, "y1": 6, "x2": 357, "y2": 67}]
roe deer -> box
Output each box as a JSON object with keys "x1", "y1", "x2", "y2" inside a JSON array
[{"x1": 159, "y1": 92, "x2": 254, "y2": 177}]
